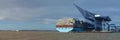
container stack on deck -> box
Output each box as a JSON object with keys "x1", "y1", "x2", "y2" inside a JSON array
[{"x1": 56, "y1": 17, "x2": 75, "y2": 32}]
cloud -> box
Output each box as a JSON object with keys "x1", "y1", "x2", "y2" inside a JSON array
[
  {"x1": 0, "y1": 0, "x2": 120, "y2": 24},
  {"x1": 0, "y1": 8, "x2": 48, "y2": 22},
  {"x1": 0, "y1": 0, "x2": 75, "y2": 24},
  {"x1": 40, "y1": 18, "x2": 57, "y2": 24}
]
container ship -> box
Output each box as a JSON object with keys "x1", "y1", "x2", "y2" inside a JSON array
[{"x1": 56, "y1": 3, "x2": 120, "y2": 32}]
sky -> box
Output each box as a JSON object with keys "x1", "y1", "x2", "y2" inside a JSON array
[{"x1": 0, "y1": 0, "x2": 120, "y2": 30}]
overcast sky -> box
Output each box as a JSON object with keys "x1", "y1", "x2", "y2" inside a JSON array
[{"x1": 0, "y1": 0, "x2": 120, "y2": 30}]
